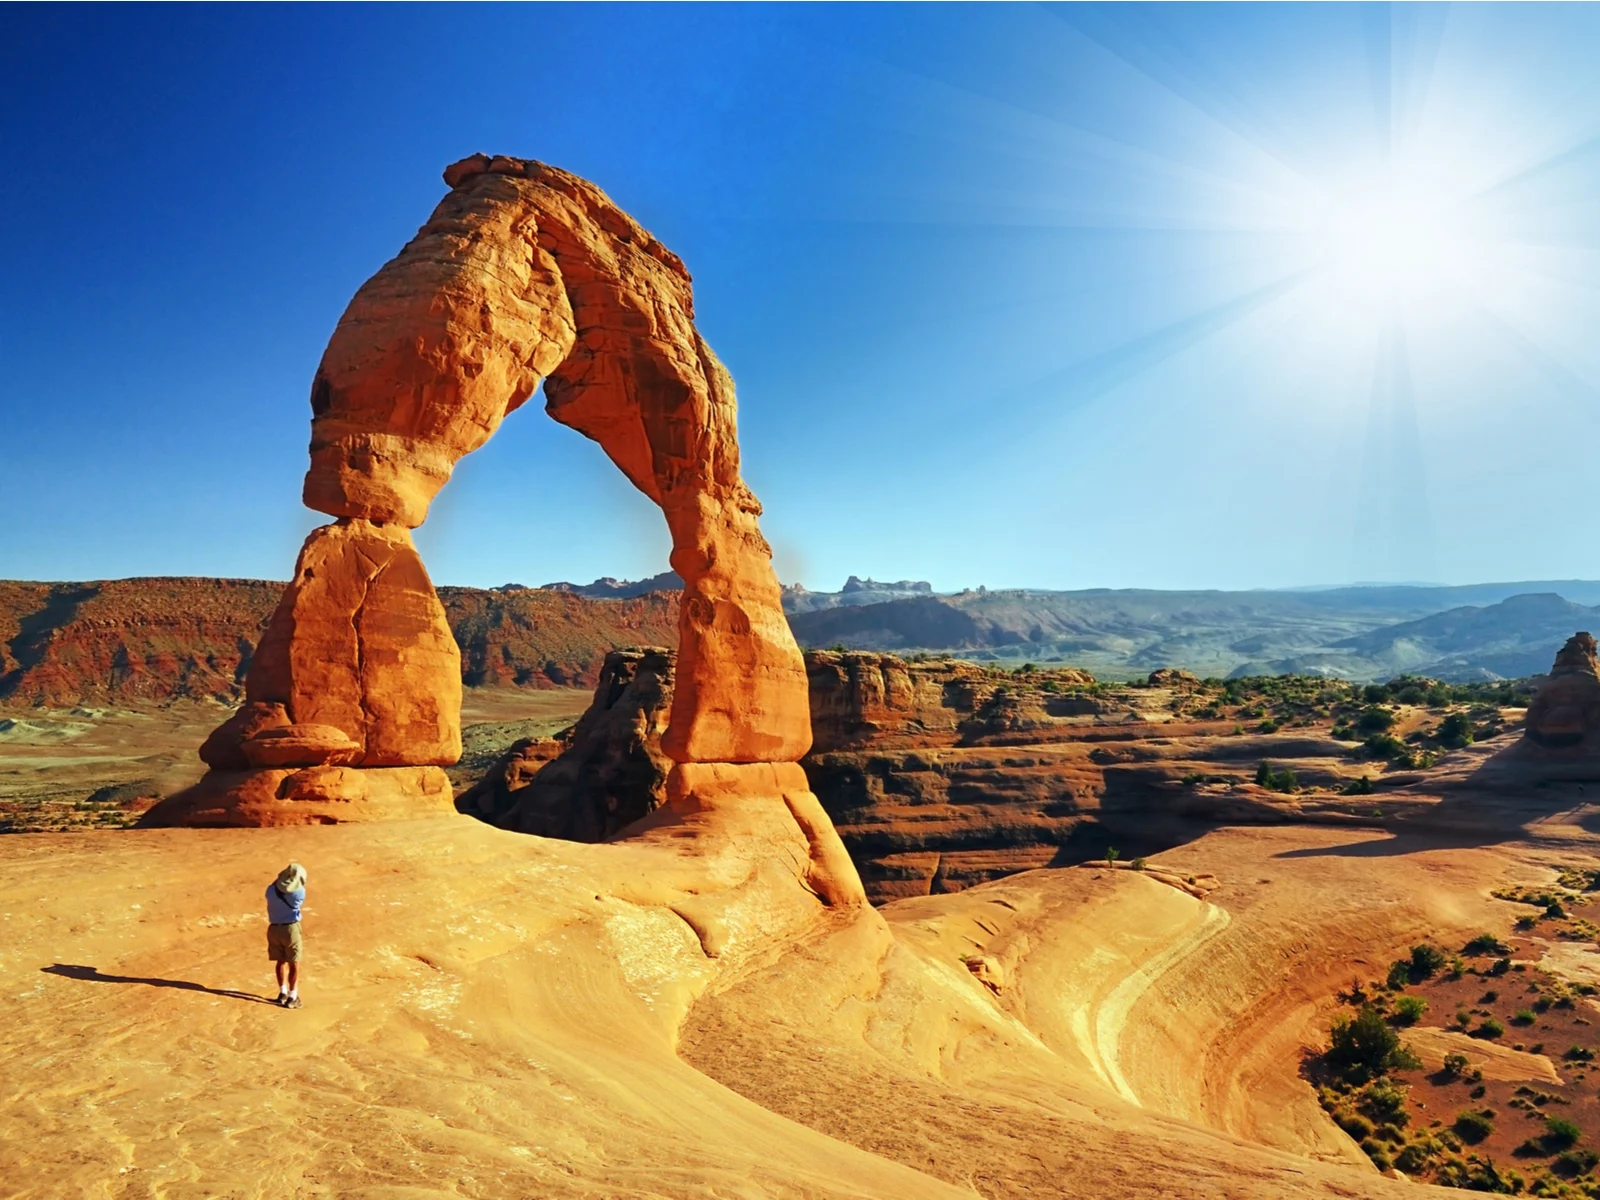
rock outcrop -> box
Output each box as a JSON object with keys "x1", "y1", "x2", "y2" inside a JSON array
[
  {"x1": 460, "y1": 647, "x2": 673, "y2": 837},
  {"x1": 1523, "y1": 632, "x2": 1600, "y2": 750},
  {"x1": 145, "y1": 154, "x2": 864, "y2": 907}
]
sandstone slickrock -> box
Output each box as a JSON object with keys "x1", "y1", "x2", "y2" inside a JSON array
[{"x1": 147, "y1": 154, "x2": 863, "y2": 907}]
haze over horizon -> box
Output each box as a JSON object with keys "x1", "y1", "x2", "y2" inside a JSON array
[{"x1": 5, "y1": 4, "x2": 1600, "y2": 594}]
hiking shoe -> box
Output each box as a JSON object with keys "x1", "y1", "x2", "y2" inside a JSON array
[
  {"x1": 285, "y1": 996, "x2": 302, "y2": 1009},
  {"x1": 276, "y1": 994, "x2": 289, "y2": 1006}
]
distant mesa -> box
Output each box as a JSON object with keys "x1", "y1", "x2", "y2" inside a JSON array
[
  {"x1": 540, "y1": 571, "x2": 684, "y2": 599},
  {"x1": 841, "y1": 575, "x2": 933, "y2": 595}
]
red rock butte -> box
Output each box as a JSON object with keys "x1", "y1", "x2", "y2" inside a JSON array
[{"x1": 144, "y1": 154, "x2": 860, "y2": 904}]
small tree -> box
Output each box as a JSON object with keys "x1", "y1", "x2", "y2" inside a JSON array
[
  {"x1": 1105, "y1": 846, "x2": 1120, "y2": 866},
  {"x1": 1327, "y1": 1006, "x2": 1408, "y2": 1084}
]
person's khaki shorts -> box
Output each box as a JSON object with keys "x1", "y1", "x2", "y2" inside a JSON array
[{"x1": 267, "y1": 922, "x2": 302, "y2": 963}]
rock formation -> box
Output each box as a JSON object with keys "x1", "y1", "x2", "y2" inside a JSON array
[
  {"x1": 144, "y1": 154, "x2": 863, "y2": 908},
  {"x1": 460, "y1": 647, "x2": 673, "y2": 836},
  {"x1": 1523, "y1": 632, "x2": 1600, "y2": 750}
]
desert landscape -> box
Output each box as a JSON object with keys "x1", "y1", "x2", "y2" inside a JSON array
[
  {"x1": 9, "y1": 6, "x2": 1600, "y2": 1198},
  {"x1": 6, "y1": 152, "x2": 1600, "y2": 1200}
]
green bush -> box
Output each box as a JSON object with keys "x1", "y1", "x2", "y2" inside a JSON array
[
  {"x1": 1326, "y1": 1006, "x2": 1411, "y2": 1084},
  {"x1": 1545, "y1": 1116, "x2": 1582, "y2": 1150},
  {"x1": 1341, "y1": 775, "x2": 1374, "y2": 795},
  {"x1": 1512, "y1": 1009, "x2": 1536, "y2": 1026},
  {"x1": 1393, "y1": 995, "x2": 1427, "y2": 1025},
  {"x1": 1359, "y1": 1078, "x2": 1411, "y2": 1125},
  {"x1": 1464, "y1": 933, "x2": 1510, "y2": 956},
  {"x1": 1453, "y1": 1109, "x2": 1495, "y2": 1143},
  {"x1": 1565, "y1": 1046, "x2": 1596, "y2": 1062},
  {"x1": 1442, "y1": 1052, "x2": 1471, "y2": 1079},
  {"x1": 1410, "y1": 944, "x2": 1447, "y2": 978},
  {"x1": 1337, "y1": 1112, "x2": 1374, "y2": 1139},
  {"x1": 1254, "y1": 760, "x2": 1298, "y2": 793},
  {"x1": 1358, "y1": 705, "x2": 1397, "y2": 732},
  {"x1": 1364, "y1": 732, "x2": 1409, "y2": 760},
  {"x1": 1437, "y1": 711, "x2": 1475, "y2": 749},
  {"x1": 1474, "y1": 1017, "x2": 1506, "y2": 1039}
]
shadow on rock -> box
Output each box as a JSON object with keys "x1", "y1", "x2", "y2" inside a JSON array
[{"x1": 41, "y1": 963, "x2": 277, "y2": 1005}]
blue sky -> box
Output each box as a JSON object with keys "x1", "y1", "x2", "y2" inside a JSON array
[{"x1": 4, "y1": 3, "x2": 1600, "y2": 592}]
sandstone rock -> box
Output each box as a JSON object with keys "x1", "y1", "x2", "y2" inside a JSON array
[
  {"x1": 198, "y1": 701, "x2": 289, "y2": 769},
  {"x1": 238, "y1": 724, "x2": 362, "y2": 769},
  {"x1": 1524, "y1": 632, "x2": 1600, "y2": 750},
  {"x1": 140, "y1": 764, "x2": 454, "y2": 827},
  {"x1": 1147, "y1": 668, "x2": 1201, "y2": 689},
  {"x1": 167, "y1": 155, "x2": 838, "y2": 874},
  {"x1": 465, "y1": 647, "x2": 674, "y2": 838},
  {"x1": 243, "y1": 518, "x2": 460, "y2": 767}
]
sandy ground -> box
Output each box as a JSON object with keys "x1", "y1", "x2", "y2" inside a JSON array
[{"x1": 6, "y1": 800, "x2": 1596, "y2": 1199}]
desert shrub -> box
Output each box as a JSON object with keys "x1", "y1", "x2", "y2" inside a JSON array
[
  {"x1": 1364, "y1": 732, "x2": 1408, "y2": 760},
  {"x1": 1410, "y1": 944, "x2": 1448, "y2": 978},
  {"x1": 1565, "y1": 1046, "x2": 1596, "y2": 1062},
  {"x1": 1363, "y1": 685, "x2": 1388, "y2": 703},
  {"x1": 1393, "y1": 995, "x2": 1427, "y2": 1025},
  {"x1": 1105, "y1": 847, "x2": 1120, "y2": 866},
  {"x1": 1337, "y1": 1112, "x2": 1374, "y2": 1139},
  {"x1": 1341, "y1": 775, "x2": 1374, "y2": 795},
  {"x1": 1387, "y1": 959, "x2": 1413, "y2": 990},
  {"x1": 1359, "y1": 1138, "x2": 1392, "y2": 1170},
  {"x1": 1437, "y1": 711, "x2": 1475, "y2": 749},
  {"x1": 1544, "y1": 1116, "x2": 1582, "y2": 1151},
  {"x1": 1393, "y1": 1140, "x2": 1432, "y2": 1173},
  {"x1": 1465, "y1": 933, "x2": 1510, "y2": 956},
  {"x1": 1327, "y1": 1007, "x2": 1411, "y2": 1084},
  {"x1": 1554, "y1": 1147, "x2": 1600, "y2": 1177},
  {"x1": 1360, "y1": 1078, "x2": 1412, "y2": 1125},
  {"x1": 1475, "y1": 1017, "x2": 1506, "y2": 1039},
  {"x1": 1358, "y1": 706, "x2": 1397, "y2": 732},
  {"x1": 1258, "y1": 719, "x2": 1280, "y2": 733},
  {"x1": 1254, "y1": 761, "x2": 1298, "y2": 792},
  {"x1": 1513, "y1": 1009, "x2": 1537, "y2": 1026},
  {"x1": 1481, "y1": 990, "x2": 1499, "y2": 1003},
  {"x1": 1491, "y1": 957, "x2": 1512, "y2": 976},
  {"x1": 1442, "y1": 1052, "x2": 1471, "y2": 1079},
  {"x1": 1130, "y1": 857, "x2": 1147, "y2": 871},
  {"x1": 1454, "y1": 1109, "x2": 1495, "y2": 1143}
]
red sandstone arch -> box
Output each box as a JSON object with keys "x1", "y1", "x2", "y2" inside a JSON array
[{"x1": 145, "y1": 157, "x2": 861, "y2": 908}]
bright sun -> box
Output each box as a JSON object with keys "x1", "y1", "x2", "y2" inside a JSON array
[{"x1": 1309, "y1": 173, "x2": 1464, "y2": 305}]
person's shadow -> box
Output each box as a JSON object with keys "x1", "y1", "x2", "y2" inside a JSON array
[{"x1": 41, "y1": 963, "x2": 276, "y2": 1005}]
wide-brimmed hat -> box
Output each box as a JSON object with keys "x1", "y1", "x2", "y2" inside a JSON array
[{"x1": 274, "y1": 862, "x2": 307, "y2": 893}]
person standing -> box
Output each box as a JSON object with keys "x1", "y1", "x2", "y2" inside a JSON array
[{"x1": 265, "y1": 862, "x2": 306, "y2": 1008}]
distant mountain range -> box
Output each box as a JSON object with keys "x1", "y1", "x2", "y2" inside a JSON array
[
  {"x1": 782, "y1": 582, "x2": 1600, "y2": 682},
  {"x1": 4, "y1": 574, "x2": 1598, "y2": 706}
]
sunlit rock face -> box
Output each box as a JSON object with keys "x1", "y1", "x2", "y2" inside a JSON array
[
  {"x1": 145, "y1": 156, "x2": 856, "y2": 906},
  {"x1": 1523, "y1": 632, "x2": 1600, "y2": 750}
]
